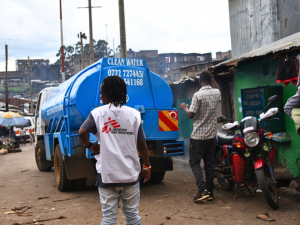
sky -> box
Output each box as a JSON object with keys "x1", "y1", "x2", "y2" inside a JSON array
[{"x1": 0, "y1": 0, "x2": 231, "y2": 71}]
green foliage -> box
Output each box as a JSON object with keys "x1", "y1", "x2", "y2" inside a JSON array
[
  {"x1": 0, "y1": 86, "x2": 29, "y2": 93},
  {"x1": 56, "y1": 39, "x2": 115, "y2": 60}
]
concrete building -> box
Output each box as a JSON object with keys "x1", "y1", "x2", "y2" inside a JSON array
[
  {"x1": 15, "y1": 59, "x2": 60, "y2": 82},
  {"x1": 173, "y1": 60, "x2": 223, "y2": 80},
  {"x1": 115, "y1": 49, "x2": 212, "y2": 82},
  {"x1": 0, "y1": 71, "x2": 25, "y2": 84},
  {"x1": 69, "y1": 51, "x2": 105, "y2": 76},
  {"x1": 216, "y1": 50, "x2": 232, "y2": 60},
  {"x1": 16, "y1": 59, "x2": 50, "y2": 72},
  {"x1": 228, "y1": 0, "x2": 300, "y2": 57}
]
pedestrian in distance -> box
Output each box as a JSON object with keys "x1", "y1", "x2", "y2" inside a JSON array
[
  {"x1": 180, "y1": 71, "x2": 221, "y2": 203},
  {"x1": 29, "y1": 129, "x2": 34, "y2": 145},
  {"x1": 79, "y1": 75, "x2": 151, "y2": 225},
  {"x1": 20, "y1": 126, "x2": 26, "y2": 146}
]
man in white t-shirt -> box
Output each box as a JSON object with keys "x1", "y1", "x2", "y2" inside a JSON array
[{"x1": 79, "y1": 76, "x2": 151, "y2": 225}]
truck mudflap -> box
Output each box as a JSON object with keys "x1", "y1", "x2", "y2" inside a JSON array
[
  {"x1": 64, "y1": 156, "x2": 95, "y2": 180},
  {"x1": 147, "y1": 156, "x2": 173, "y2": 172}
]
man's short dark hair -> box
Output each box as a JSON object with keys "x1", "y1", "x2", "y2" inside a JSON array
[
  {"x1": 200, "y1": 71, "x2": 212, "y2": 83},
  {"x1": 101, "y1": 76, "x2": 127, "y2": 107}
]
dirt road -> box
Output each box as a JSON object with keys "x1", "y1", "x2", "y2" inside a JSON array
[{"x1": 0, "y1": 144, "x2": 299, "y2": 225}]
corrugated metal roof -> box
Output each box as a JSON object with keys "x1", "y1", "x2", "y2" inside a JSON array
[{"x1": 211, "y1": 32, "x2": 300, "y2": 71}]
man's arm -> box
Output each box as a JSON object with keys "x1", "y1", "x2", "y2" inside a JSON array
[
  {"x1": 211, "y1": 75, "x2": 219, "y2": 89},
  {"x1": 78, "y1": 113, "x2": 100, "y2": 154},
  {"x1": 138, "y1": 140, "x2": 151, "y2": 183},
  {"x1": 284, "y1": 90, "x2": 300, "y2": 119},
  {"x1": 78, "y1": 128, "x2": 100, "y2": 154},
  {"x1": 180, "y1": 103, "x2": 195, "y2": 119}
]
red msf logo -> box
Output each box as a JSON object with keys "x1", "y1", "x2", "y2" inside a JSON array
[{"x1": 102, "y1": 117, "x2": 120, "y2": 133}]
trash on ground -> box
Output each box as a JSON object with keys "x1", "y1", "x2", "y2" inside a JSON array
[
  {"x1": 12, "y1": 206, "x2": 33, "y2": 216},
  {"x1": 52, "y1": 195, "x2": 80, "y2": 202},
  {"x1": 49, "y1": 208, "x2": 55, "y2": 211},
  {"x1": 221, "y1": 207, "x2": 231, "y2": 210},
  {"x1": 4, "y1": 211, "x2": 15, "y2": 215},
  {"x1": 18, "y1": 201, "x2": 30, "y2": 204},
  {"x1": 37, "y1": 197, "x2": 49, "y2": 200},
  {"x1": 20, "y1": 169, "x2": 29, "y2": 172},
  {"x1": 255, "y1": 189, "x2": 262, "y2": 193},
  {"x1": 160, "y1": 210, "x2": 179, "y2": 225},
  {"x1": 11, "y1": 216, "x2": 66, "y2": 224},
  {"x1": 257, "y1": 214, "x2": 275, "y2": 222}
]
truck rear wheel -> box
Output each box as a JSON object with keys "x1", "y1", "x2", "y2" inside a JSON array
[
  {"x1": 150, "y1": 171, "x2": 166, "y2": 183},
  {"x1": 35, "y1": 140, "x2": 53, "y2": 172},
  {"x1": 54, "y1": 145, "x2": 73, "y2": 192}
]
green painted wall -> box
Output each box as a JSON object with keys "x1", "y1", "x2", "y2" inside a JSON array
[{"x1": 234, "y1": 55, "x2": 300, "y2": 177}]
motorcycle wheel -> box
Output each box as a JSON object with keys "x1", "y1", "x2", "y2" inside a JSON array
[
  {"x1": 256, "y1": 165, "x2": 279, "y2": 210},
  {"x1": 215, "y1": 150, "x2": 235, "y2": 191}
]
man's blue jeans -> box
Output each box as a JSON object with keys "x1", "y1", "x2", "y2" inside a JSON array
[{"x1": 98, "y1": 182, "x2": 141, "y2": 225}]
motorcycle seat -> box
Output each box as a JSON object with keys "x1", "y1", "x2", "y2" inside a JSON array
[{"x1": 216, "y1": 130, "x2": 235, "y2": 145}]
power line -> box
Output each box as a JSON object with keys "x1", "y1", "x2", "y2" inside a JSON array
[{"x1": 0, "y1": 33, "x2": 78, "y2": 40}]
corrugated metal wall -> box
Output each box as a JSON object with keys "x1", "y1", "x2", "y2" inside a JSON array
[{"x1": 229, "y1": 0, "x2": 300, "y2": 57}]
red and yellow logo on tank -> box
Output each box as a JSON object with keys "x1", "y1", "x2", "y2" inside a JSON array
[{"x1": 158, "y1": 111, "x2": 178, "y2": 131}]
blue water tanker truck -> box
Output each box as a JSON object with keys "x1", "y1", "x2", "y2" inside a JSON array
[{"x1": 34, "y1": 58, "x2": 184, "y2": 192}]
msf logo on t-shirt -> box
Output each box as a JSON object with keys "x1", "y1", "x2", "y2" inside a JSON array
[{"x1": 102, "y1": 117, "x2": 120, "y2": 133}]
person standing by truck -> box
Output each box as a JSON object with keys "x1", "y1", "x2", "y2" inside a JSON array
[
  {"x1": 20, "y1": 127, "x2": 26, "y2": 146},
  {"x1": 180, "y1": 71, "x2": 221, "y2": 203},
  {"x1": 79, "y1": 76, "x2": 151, "y2": 225}
]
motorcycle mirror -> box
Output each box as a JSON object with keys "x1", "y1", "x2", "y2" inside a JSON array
[
  {"x1": 217, "y1": 115, "x2": 226, "y2": 123},
  {"x1": 263, "y1": 95, "x2": 279, "y2": 112},
  {"x1": 268, "y1": 95, "x2": 279, "y2": 104}
]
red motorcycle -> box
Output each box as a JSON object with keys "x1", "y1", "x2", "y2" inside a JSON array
[{"x1": 214, "y1": 95, "x2": 279, "y2": 209}]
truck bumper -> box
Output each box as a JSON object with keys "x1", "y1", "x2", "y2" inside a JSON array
[{"x1": 147, "y1": 156, "x2": 173, "y2": 172}]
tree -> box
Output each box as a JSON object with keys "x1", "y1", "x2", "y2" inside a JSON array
[
  {"x1": 56, "y1": 45, "x2": 74, "y2": 60},
  {"x1": 116, "y1": 45, "x2": 120, "y2": 52}
]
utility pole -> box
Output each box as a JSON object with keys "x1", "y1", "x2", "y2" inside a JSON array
[
  {"x1": 106, "y1": 24, "x2": 108, "y2": 57},
  {"x1": 27, "y1": 57, "x2": 33, "y2": 114},
  {"x1": 119, "y1": 0, "x2": 127, "y2": 58},
  {"x1": 88, "y1": 0, "x2": 94, "y2": 64},
  {"x1": 78, "y1": 32, "x2": 87, "y2": 69},
  {"x1": 5, "y1": 45, "x2": 8, "y2": 112},
  {"x1": 78, "y1": 2, "x2": 102, "y2": 65},
  {"x1": 59, "y1": 0, "x2": 65, "y2": 82},
  {"x1": 113, "y1": 39, "x2": 115, "y2": 57}
]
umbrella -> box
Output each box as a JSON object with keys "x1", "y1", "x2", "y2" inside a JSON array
[{"x1": 0, "y1": 112, "x2": 28, "y2": 127}]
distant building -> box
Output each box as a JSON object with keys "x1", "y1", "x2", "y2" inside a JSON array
[
  {"x1": 15, "y1": 59, "x2": 60, "y2": 82},
  {"x1": 174, "y1": 60, "x2": 224, "y2": 80},
  {"x1": 16, "y1": 59, "x2": 50, "y2": 72},
  {"x1": 216, "y1": 50, "x2": 232, "y2": 61},
  {"x1": 0, "y1": 71, "x2": 25, "y2": 84},
  {"x1": 69, "y1": 51, "x2": 105, "y2": 76},
  {"x1": 115, "y1": 49, "x2": 212, "y2": 82}
]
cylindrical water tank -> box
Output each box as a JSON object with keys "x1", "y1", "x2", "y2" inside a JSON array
[{"x1": 41, "y1": 58, "x2": 173, "y2": 130}]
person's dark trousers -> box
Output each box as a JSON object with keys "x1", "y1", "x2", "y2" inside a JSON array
[
  {"x1": 189, "y1": 138, "x2": 215, "y2": 193},
  {"x1": 21, "y1": 136, "x2": 25, "y2": 145}
]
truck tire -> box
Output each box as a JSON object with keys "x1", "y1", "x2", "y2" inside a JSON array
[
  {"x1": 35, "y1": 140, "x2": 53, "y2": 172},
  {"x1": 73, "y1": 178, "x2": 87, "y2": 191},
  {"x1": 150, "y1": 171, "x2": 166, "y2": 183},
  {"x1": 54, "y1": 145, "x2": 73, "y2": 192}
]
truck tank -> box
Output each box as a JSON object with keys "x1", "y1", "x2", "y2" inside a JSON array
[{"x1": 41, "y1": 58, "x2": 175, "y2": 139}]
